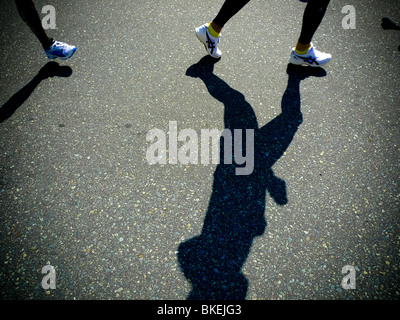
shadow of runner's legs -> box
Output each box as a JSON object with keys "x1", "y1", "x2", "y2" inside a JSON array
[
  {"x1": 178, "y1": 57, "x2": 327, "y2": 300},
  {"x1": 0, "y1": 62, "x2": 72, "y2": 123}
]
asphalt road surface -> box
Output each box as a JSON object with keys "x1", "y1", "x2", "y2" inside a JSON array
[{"x1": 1, "y1": 0, "x2": 399, "y2": 300}]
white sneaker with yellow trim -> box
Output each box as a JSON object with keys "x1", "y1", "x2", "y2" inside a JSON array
[
  {"x1": 289, "y1": 43, "x2": 331, "y2": 67},
  {"x1": 195, "y1": 23, "x2": 222, "y2": 59}
]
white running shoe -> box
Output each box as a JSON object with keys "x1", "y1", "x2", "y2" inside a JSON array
[
  {"x1": 44, "y1": 39, "x2": 77, "y2": 60},
  {"x1": 289, "y1": 43, "x2": 331, "y2": 67},
  {"x1": 195, "y1": 23, "x2": 222, "y2": 59}
]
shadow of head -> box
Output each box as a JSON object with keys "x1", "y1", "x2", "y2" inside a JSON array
[{"x1": 177, "y1": 236, "x2": 249, "y2": 300}]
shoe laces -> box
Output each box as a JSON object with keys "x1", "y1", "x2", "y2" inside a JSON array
[{"x1": 52, "y1": 41, "x2": 67, "y2": 49}]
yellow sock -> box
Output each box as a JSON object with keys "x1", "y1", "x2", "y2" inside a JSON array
[
  {"x1": 295, "y1": 44, "x2": 312, "y2": 55},
  {"x1": 208, "y1": 23, "x2": 220, "y2": 38}
]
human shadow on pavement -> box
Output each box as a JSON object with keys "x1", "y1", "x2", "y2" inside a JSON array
[
  {"x1": 381, "y1": 17, "x2": 400, "y2": 51},
  {"x1": 177, "y1": 56, "x2": 326, "y2": 300},
  {"x1": 0, "y1": 61, "x2": 72, "y2": 123}
]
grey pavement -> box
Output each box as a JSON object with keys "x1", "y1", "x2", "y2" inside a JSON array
[{"x1": 0, "y1": 0, "x2": 399, "y2": 300}]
